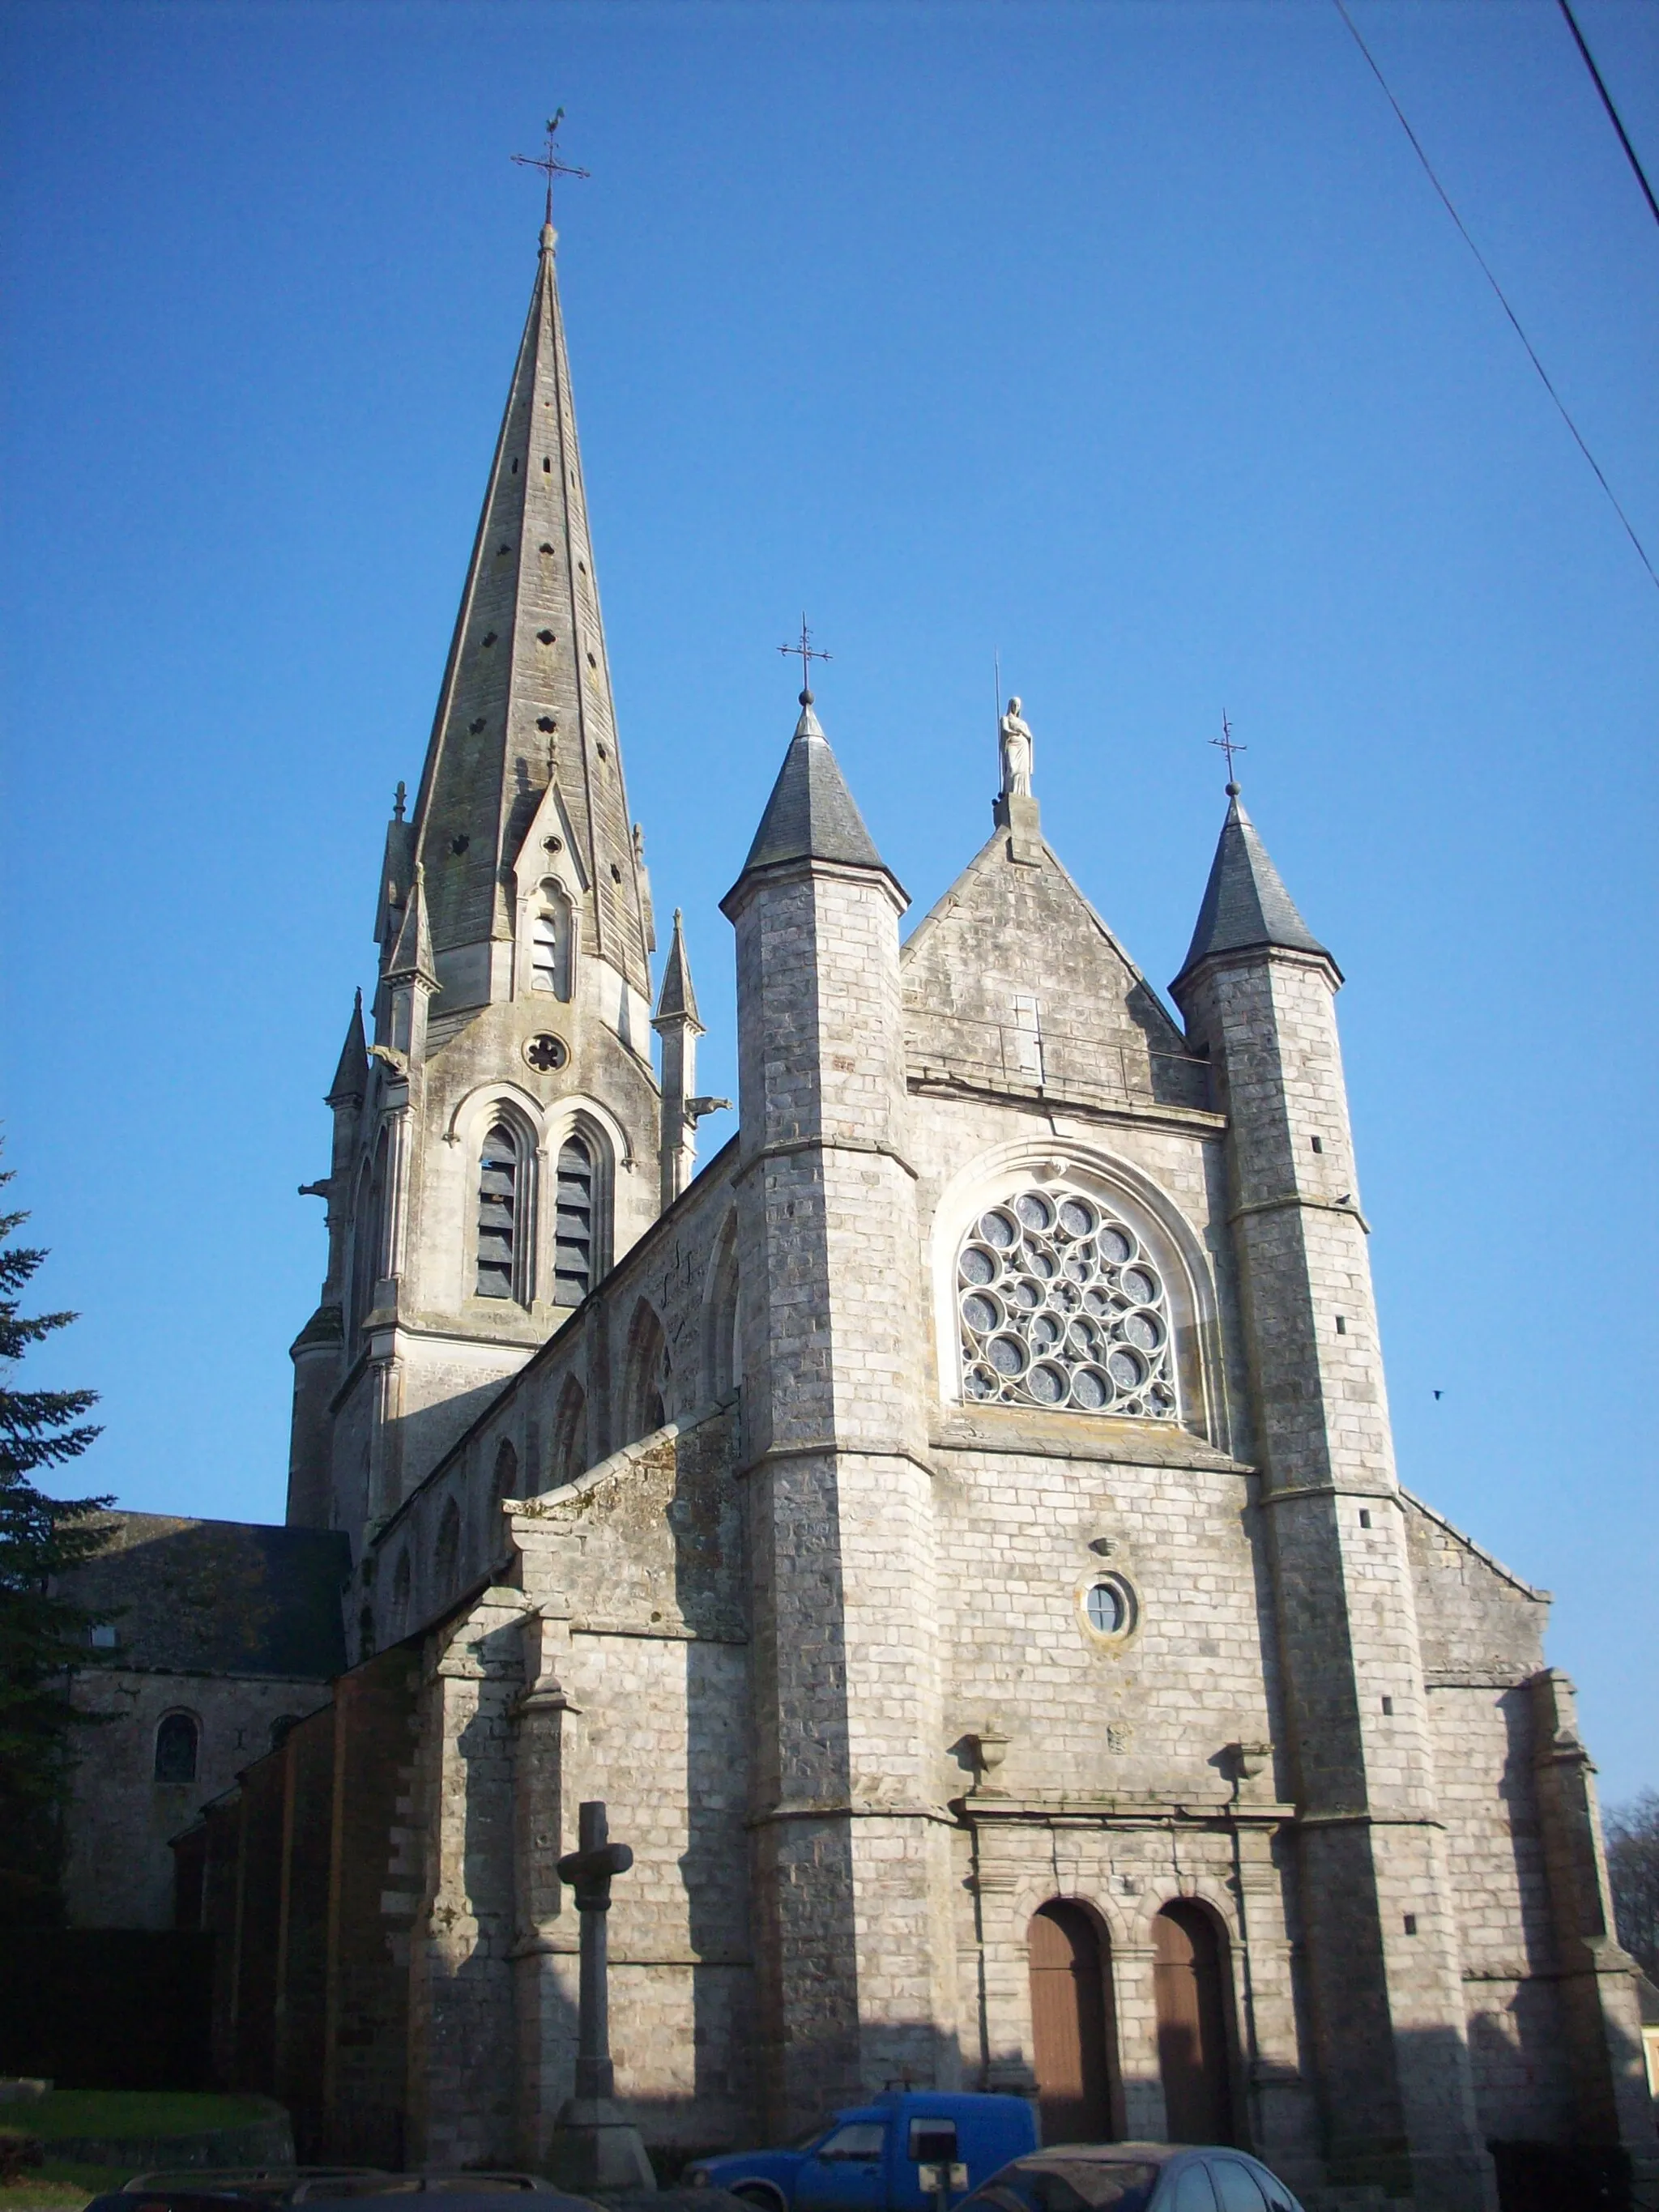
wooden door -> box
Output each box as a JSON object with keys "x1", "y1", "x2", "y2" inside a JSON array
[
  {"x1": 1029, "y1": 1901, "x2": 1114, "y2": 2142},
  {"x1": 1153, "y1": 1903, "x2": 1232, "y2": 2143}
]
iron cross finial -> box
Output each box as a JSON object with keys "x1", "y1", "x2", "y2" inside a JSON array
[
  {"x1": 778, "y1": 613, "x2": 832, "y2": 705},
  {"x1": 1212, "y1": 712, "x2": 1247, "y2": 794},
  {"x1": 512, "y1": 109, "x2": 591, "y2": 229}
]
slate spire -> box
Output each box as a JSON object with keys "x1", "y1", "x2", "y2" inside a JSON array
[
  {"x1": 1172, "y1": 786, "x2": 1334, "y2": 995},
  {"x1": 723, "y1": 693, "x2": 902, "y2": 910},
  {"x1": 407, "y1": 220, "x2": 651, "y2": 1001}
]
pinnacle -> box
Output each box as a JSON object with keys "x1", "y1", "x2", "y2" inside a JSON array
[{"x1": 653, "y1": 909, "x2": 703, "y2": 1032}]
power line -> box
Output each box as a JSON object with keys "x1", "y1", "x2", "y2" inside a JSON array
[
  {"x1": 1331, "y1": 0, "x2": 1658, "y2": 596},
  {"x1": 1555, "y1": 0, "x2": 1659, "y2": 236}
]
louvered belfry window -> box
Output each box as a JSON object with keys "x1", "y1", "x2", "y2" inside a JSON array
[
  {"x1": 476, "y1": 1123, "x2": 520, "y2": 1299},
  {"x1": 554, "y1": 1136, "x2": 594, "y2": 1305}
]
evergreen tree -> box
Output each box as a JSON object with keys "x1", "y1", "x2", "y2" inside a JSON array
[{"x1": 0, "y1": 1153, "x2": 109, "y2": 1924}]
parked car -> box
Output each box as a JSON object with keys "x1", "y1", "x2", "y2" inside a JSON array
[
  {"x1": 956, "y1": 2143, "x2": 1303, "y2": 2212},
  {"x1": 685, "y1": 2091, "x2": 1041, "y2": 2212}
]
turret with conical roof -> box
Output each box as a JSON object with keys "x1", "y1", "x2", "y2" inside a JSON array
[
  {"x1": 651, "y1": 909, "x2": 706, "y2": 1209},
  {"x1": 1175, "y1": 777, "x2": 1487, "y2": 2191},
  {"x1": 724, "y1": 686, "x2": 948, "y2": 2123}
]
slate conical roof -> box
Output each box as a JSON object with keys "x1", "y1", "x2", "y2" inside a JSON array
[
  {"x1": 407, "y1": 222, "x2": 651, "y2": 999},
  {"x1": 326, "y1": 991, "x2": 368, "y2": 1106},
  {"x1": 723, "y1": 696, "x2": 900, "y2": 910},
  {"x1": 653, "y1": 909, "x2": 702, "y2": 1031},
  {"x1": 1172, "y1": 789, "x2": 1334, "y2": 993}
]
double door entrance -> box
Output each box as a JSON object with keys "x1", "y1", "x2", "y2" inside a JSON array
[{"x1": 1028, "y1": 1899, "x2": 1233, "y2": 2143}]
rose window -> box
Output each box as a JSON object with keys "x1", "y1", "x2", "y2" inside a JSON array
[{"x1": 957, "y1": 1188, "x2": 1177, "y2": 1419}]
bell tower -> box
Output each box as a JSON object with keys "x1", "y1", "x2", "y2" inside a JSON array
[{"x1": 287, "y1": 212, "x2": 665, "y2": 1546}]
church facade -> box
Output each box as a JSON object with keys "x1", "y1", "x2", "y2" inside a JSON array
[{"x1": 176, "y1": 215, "x2": 1655, "y2": 2209}]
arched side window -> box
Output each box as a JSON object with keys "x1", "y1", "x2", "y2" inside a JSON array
[
  {"x1": 704, "y1": 1216, "x2": 741, "y2": 1401},
  {"x1": 552, "y1": 1376, "x2": 586, "y2": 1488},
  {"x1": 435, "y1": 1498, "x2": 462, "y2": 1596},
  {"x1": 553, "y1": 1136, "x2": 595, "y2": 1306},
  {"x1": 493, "y1": 1439, "x2": 518, "y2": 1502},
  {"x1": 623, "y1": 1302, "x2": 670, "y2": 1443},
  {"x1": 531, "y1": 884, "x2": 574, "y2": 1000},
  {"x1": 154, "y1": 1711, "x2": 199, "y2": 1786},
  {"x1": 390, "y1": 1549, "x2": 412, "y2": 1637},
  {"x1": 351, "y1": 1127, "x2": 390, "y2": 1342},
  {"x1": 956, "y1": 1183, "x2": 1178, "y2": 1421},
  {"x1": 358, "y1": 1605, "x2": 377, "y2": 1662},
  {"x1": 476, "y1": 1119, "x2": 531, "y2": 1302}
]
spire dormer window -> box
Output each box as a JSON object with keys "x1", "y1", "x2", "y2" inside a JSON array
[
  {"x1": 530, "y1": 884, "x2": 573, "y2": 999},
  {"x1": 476, "y1": 1120, "x2": 528, "y2": 1301}
]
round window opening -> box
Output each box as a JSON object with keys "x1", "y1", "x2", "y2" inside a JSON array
[
  {"x1": 1081, "y1": 1575, "x2": 1136, "y2": 1643},
  {"x1": 1087, "y1": 1581, "x2": 1125, "y2": 1634},
  {"x1": 524, "y1": 1033, "x2": 569, "y2": 1072},
  {"x1": 957, "y1": 1184, "x2": 1178, "y2": 1419}
]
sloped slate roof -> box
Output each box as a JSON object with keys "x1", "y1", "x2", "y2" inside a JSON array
[
  {"x1": 59, "y1": 1514, "x2": 349, "y2": 1680},
  {"x1": 1173, "y1": 791, "x2": 1332, "y2": 991},
  {"x1": 726, "y1": 699, "x2": 894, "y2": 897}
]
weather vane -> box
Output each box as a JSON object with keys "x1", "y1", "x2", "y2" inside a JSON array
[
  {"x1": 512, "y1": 109, "x2": 591, "y2": 228},
  {"x1": 778, "y1": 614, "x2": 832, "y2": 701},
  {"x1": 1212, "y1": 711, "x2": 1247, "y2": 791}
]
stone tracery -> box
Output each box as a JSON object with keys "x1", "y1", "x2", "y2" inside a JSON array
[{"x1": 957, "y1": 1186, "x2": 1177, "y2": 1418}]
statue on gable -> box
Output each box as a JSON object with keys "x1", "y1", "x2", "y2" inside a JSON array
[{"x1": 999, "y1": 696, "x2": 1034, "y2": 798}]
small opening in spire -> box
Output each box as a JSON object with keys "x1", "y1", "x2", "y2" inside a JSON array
[
  {"x1": 543, "y1": 457, "x2": 552, "y2": 473},
  {"x1": 537, "y1": 629, "x2": 555, "y2": 646},
  {"x1": 470, "y1": 718, "x2": 486, "y2": 735},
  {"x1": 539, "y1": 542, "x2": 554, "y2": 556},
  {"x1": 482, "y1": 632, "x2": 497, "y2": 648},
  {"x1": 511, "y1": 458, "x2": 518, "y2": 474},
  {"x1": 586, "y1": 650, "x2": 597, "y2": 669},
  {"x1": 496, "y1": 543, "x2": 510, "y2": 557},
  {"x1": 536, "y1": 716, "x2": 557, "y2": 733}
]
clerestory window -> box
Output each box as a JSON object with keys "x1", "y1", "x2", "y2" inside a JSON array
[
  {"x1": 476, "y1": 1122, "x2": 523, "y2": 1300},
  {"x1": 957, "y1": 1186, "x2": 1177, "y2": 1419},
  {"x1": 554, "y1": 1136, "x2": 594, "y2": 1305}
]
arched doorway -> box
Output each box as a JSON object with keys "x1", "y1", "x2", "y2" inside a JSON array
[
  {"x1": 1028, "y1": 1901, "x2": 1116, "y2": 2143},
  {"x1": 1153, "y1": 1902, "x2": 1232, "y2": 2143}
]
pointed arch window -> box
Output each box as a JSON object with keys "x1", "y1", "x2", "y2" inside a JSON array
[
  {"x1": 531, "y1": 884, "x2": 573, "y2": 999},
  {"x1": 554, "y1": 1136, "x2": 595, "y2": 1305},
  {"x1": 435, "y1": 1498, "x2": 462, "y2": 1596},
  {"x1": 624, "y1": 1301, "x2": 670, "y2": 1443},
  {"x1": 476, "y1": 1121, "x2": 527, "y2": 1300}
]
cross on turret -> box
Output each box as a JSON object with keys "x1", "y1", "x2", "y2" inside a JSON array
[{"x1": 778, "y1": 612, "x2": 832, "y2": 705}]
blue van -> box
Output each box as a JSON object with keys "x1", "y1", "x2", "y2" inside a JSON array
[{"x1": 685, "y1": 2092, "x2": 1039, "y2": 2212}]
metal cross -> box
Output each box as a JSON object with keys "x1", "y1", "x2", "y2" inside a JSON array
[
  {"x1": 512, "y1": 109, "x2": 591, "y2": 228},
  {"x1": 1211, "y1": 713, "x2": 1247, "y2": 789},
  {"x1": 778, "y1": 614, "x2": 832, "y2": 701}
]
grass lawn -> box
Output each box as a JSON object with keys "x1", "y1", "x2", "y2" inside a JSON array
[
  {"x1": 0, "y1": 2095, "x2": 284, "y2": 2211},
  {"x1": 0, "y1": 2158, "x2": 134, "y2": 2210},
  {"x1": 15, "y1": 2096, "x2": 274, "y2": 2145}
]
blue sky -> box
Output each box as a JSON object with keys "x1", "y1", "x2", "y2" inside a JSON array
[{"x1": 3, "y1": 0, "x2": 1654, "y2": 1801}]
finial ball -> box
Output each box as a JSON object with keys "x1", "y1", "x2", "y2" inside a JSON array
[
  {"x1": 800, "y1": 688, "x2": 814, "y2": 707},
  {"x1": 1226, "y1": 782, "x2": 1240, "y2": 797}
]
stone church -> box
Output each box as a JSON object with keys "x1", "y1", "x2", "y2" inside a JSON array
[{"x1": 84, "y1": 210, "x2": 1653, "y2": 2205}]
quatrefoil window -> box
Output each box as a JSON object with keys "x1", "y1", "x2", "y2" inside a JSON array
[{"x1": 957, "y1": 1187, "x2": 1176, "y2": 1419}]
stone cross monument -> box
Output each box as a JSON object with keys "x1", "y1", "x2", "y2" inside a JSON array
[{"x1": 547, "y1": 1801, "x2": 656, "y2": 2193}]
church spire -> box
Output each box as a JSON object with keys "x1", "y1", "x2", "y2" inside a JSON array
[{"x1": 407, "y1": 220, "x2": 652, "y2": 1008}]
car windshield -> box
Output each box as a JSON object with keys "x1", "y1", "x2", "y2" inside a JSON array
[{"x1": 966, "y1": 2163, "x2": 1160, "y2": 2212}]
